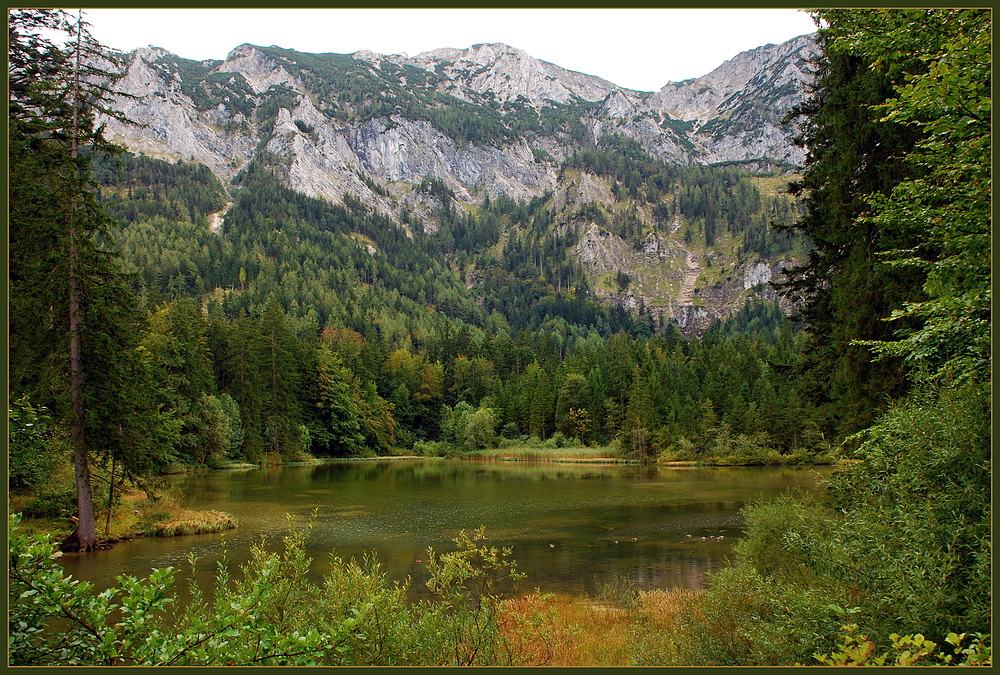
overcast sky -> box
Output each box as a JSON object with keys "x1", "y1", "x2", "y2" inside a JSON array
[{"x1": 78, "y1": 8, "x2": 818, "y2": 92}]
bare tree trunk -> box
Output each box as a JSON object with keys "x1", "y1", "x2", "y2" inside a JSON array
[
  {"x1": 62, "y1": 10, "x2": 97, "y2": 553},
  {"x1": 105, "y1": 453, "x2": 116, "y2": 535}
]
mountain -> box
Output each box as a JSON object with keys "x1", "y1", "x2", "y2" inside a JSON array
[{"x1": 98, "y1": 35, "x2": 819, "y2": 334}]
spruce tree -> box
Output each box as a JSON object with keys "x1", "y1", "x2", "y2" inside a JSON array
[
  {"x1": 9, "y1": 10, "x2": 165, "y2": 551},
  {"x1": 777, "y1": 20, "x2": 926, "y2": 440}
]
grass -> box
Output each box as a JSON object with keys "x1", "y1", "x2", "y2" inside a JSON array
[
  {"x1": 129, "y1": 488, "x2": 237, "y2": 538},
  {"x1": 11, "y1": 485, "x2": 237, "y2": 546},
  {"x1": 142, "y1": 508, "x2": 237, "y2": 538},
  {"x1": 749, "y1": 172, "x2": 801, "y2": 198},
  {"x1": 460, "y1": 446, "x2": 625, "y2": 463},
  {"x1": 499, "y1": 588, "x2": 702, "y2": 666}
]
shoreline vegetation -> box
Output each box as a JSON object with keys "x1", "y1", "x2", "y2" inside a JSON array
[
  {"x1": 14, "y1": 448, "x2": 833, "y2": 550},
  {"x1": 9, "y1": 485, "x2": 238, "y2": 549},
  {"x1": 9, "y1": 507, "x2": 990, "y2": 667}
]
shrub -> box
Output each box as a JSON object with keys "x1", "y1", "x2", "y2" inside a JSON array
[
  {"x1": 21, "y1": 488, "x2": 77, "y2": 520},
  {"x1": 670, "y1": 564, "x2": 847, "y2": 666},
  {"x1": 8, "y1": 514, "x2": 532, "y2": 667},
  {"x1": 807, "y1": 381, "x2": 991, "y2": 643},
  {"x1": 8, "y1": 396, "x2": 59, "y2": 492},
  {"x1": 810, "y1": 623, "x2": 992, "y2": 667},
  {"x1": 412, "y1": 439, "x2": 450, "y2": 456},
  {"x1": 462, "y1": 407, "x2": 499, "y2": 451}
]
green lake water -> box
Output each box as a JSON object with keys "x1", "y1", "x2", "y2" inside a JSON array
[{"x1": 58, "y1": 459, "x2": 834, "y2": 600}]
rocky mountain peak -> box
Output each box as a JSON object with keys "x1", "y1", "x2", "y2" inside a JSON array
[
  {"x1": 653, "y1": 34, "x2": 817, "y2": 123},
  {"x1": 600, "y1": 89, "x2": 638, "y2": 119},
  {"x1": 95, "y1": 33, "x2": 820, "y2": 335},
  {"x1": 218, "y1": 44, "x2": 299, "y2": 94},
  {"x1": 408, "y1": 41, "x2": 618, "y2": 107},
  {"x1": 132, "y1": 46, "x2": 174, "y2": 63}
]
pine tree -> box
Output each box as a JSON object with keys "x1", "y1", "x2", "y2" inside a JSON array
[
  {"x1": 256, "y1": 297, "x2": 304, "y2": 459},
  {"x1": 817, "y1": 9, "x2": 991, "y2": 385},
  {"x1": 777, "y1": 18, "x2": 927, "y2": 440},
  {"x1": 9, "y1": 10, "x2": 166, "y2": 551}
]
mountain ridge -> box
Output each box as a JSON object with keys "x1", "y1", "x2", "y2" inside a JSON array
[{"x1": 98, "y1": 34, "x2": 818, "y2": 333}]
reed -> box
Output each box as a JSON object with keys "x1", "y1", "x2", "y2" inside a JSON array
[
  {"x1": 147, "y1": 509, "x2": 237, "y2": 537},
  {"x1": 130, "y1": 489, "x2": 237, "y2": 538},
  {"x1": 462, "y1": 446, "x2": 621, "y2": 463},
  {"x1": 499, "y1": 588, "x2": 700, "y2": 666}
]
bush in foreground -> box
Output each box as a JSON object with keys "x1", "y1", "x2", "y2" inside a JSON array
[{"x1": 8, "y1": 515, "x2": 526, "y2": 666}]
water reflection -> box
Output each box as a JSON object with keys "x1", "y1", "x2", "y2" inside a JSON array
[{"x1": 58, "y1": 460, "x2": 833, "y2": 601}]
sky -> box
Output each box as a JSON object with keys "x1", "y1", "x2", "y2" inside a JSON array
[{"x1": 78, "y1": 8, "x2": 818, "y2": 92}]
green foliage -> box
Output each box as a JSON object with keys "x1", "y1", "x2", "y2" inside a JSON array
[
  {"x1": 8, "y1": 513, "x2": 362, "y2": 666},
  {"x1": 9, "y1": 10, "x2": 178, "y2": 549},
  {"x1": 425, "y1": 526, "x2": 525, "y2": 604},
  {"x1": 8, "y1": 397, "x2": 59, "y2": 492},
  {"x1": 93, "y1": 152, "x2": 227, "y2": 226},
  {"x1": 706, "y1": 381, "x2": 991, "y2": 663},
  {"x1": 463, "y1": 407, "x2": 500, "y2": 451},
  {"x1": 9, "y1": 515, "x2": 530, "y2": 666},
  {"x1": 146, "y1": 54, "x2": 254, "y2": 119},
  {"x1": 823, "y1": 9, "x2": 991, "y2": 384},
  {"x1": 819, "y1": 381, "x2": 991, "y2": 640},
  {"x1": 779, "y1": 19, "x2": 926, "y2": 440},
  {"x1": 424, "y1": 527, "x2": 526, "y2": 665},
  {"x1": 687, "y1": 13, "x2": 994, "y2": 667},
  {"x1": 671, "y1": 562, "x2": 846, "y2": 666},
  {"x1": 811, "y1": 623, "x2": 992, "y2": 667},
  {"x1": 560, "y1": 135, "x2": 802, "y2": 266},
  {"x1": 20, "y1": 489, "x2": 79, "y2": 520},
  {"x1": 44, "y1": 161, "x2": 830, "y2": 465}
]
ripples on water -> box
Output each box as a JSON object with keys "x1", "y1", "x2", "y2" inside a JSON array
[{"x1": 58, "y1": 460, "x2": 833, "y2": 600}]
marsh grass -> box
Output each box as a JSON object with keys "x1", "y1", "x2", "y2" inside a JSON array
[
  {"x1": 499, "y1": 588, "x2": 701, "y2": 666},
  {"x1": 145, "y1": 508, "x2": 236, "y2": 537},
  {"x1": 461, "y1": 446, "x2": 622, "y2": 463},
  {"x1": 131, "y1": 490, "x2": 237, "y2": 537}
]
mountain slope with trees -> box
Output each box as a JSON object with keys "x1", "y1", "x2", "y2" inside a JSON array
[{"x1": 93, "y1": 34, "x2": 818, "y2": 330}]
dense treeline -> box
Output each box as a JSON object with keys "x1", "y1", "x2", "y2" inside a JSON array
[
  {"x1": 433, "y1": 188, "x2": 652, "y2": 335},
  {"x1": 101, "y1": 155, "x2": 487, "y2": 339},
  {"x1": 83, "y1": 147, "x2": 825, "y2": 466},
  {"x1": 120, "y1": 288, "x2": 821, "y2": 469}
]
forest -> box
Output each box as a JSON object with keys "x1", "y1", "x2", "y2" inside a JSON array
[{"x1": 7, "y1": 8, "x2": 991, "y2": 666}]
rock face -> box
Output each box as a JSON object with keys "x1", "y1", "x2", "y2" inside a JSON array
[
  {"x1": 651, "y1": 34, "x2": 819, "y2": 166},
  {"x1": 100, "y1": 47, "x2": 257, "y2": 184},
  {"x1": 406, "y1": 42, "x2": 620, "y2": 107},
  {"x1": 97, "y1": 35, "x2": 818, "y2": 332},
  {"x1": 216, "y1": 43, "x2": 299, "y2": 94},
  {"x1": 100, "y1": 37, "x2": 816, "y2": 201}
]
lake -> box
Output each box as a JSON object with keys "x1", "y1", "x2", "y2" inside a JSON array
[{"x1": 58, "y1": 459, "x2": 834, "y2": 600}]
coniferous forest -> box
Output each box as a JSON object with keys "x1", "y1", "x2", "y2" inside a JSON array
[{"x1": 8, "y1": 8, "x2": 991, "y2": 666}]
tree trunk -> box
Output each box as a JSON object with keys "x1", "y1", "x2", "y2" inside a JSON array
[
  {"x1": 63, "y1": 219, "x2": 97, "y2": 552},
  {"x1": 62, "y1": 11, "x2": 97, "y2": 553},
  {"x1": 105, "y1": 453, "x2": 116, "y2": 535}
]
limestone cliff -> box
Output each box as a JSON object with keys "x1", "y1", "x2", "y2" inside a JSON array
[{"x1": 97, "y1": 35, "x2": 816, "y2": 332}]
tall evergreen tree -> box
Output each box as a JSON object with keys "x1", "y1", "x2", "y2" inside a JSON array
[
  {"x1": 9, "y1": 10, "x2": 168, "y2": 551},
  {"x1": 256, "y1": 297, "x2": 305, "y2": 459},
  {"x1": 815, "y1": 9, "x2": 991, "y2": 385},
  {"x1": 777, "y1": 16, "x2": 927, "y2": 440}
]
